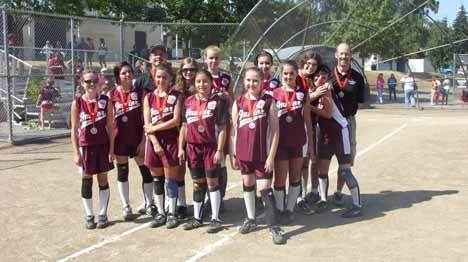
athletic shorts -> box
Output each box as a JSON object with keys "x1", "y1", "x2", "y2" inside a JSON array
[
  {"x1": 238, "y1": 160, "x2": 272, "y2": 179},
  {"x1": 41, "y1": 101, "x2": 53, "y2": 110},
  {"x1": 186, "y1": 143, "x2": 218, "y2": 171},
  {"x1": 79, "y1": 144, "x2": 114, "y2": 175},
  {"x1": 114, "y1": 140, "x2": 138, "y2": 158},
  {"x1": 276, "y1": 146, "x2": 303, "y2": 160},
  {"x1": 318, "y1": 126, "x2": 351, "y2": 165},
  {"x1": 144, "y1": 138, "x2": 179, "y2": 168}
]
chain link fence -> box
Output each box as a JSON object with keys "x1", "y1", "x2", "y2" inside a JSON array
[{"x1": 0, "y1": 7, "x2": 237, "y2": 144}]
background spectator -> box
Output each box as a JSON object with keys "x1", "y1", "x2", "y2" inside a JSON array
[
  {"x1": 441, "y1": 78, "x2": 451, "y2": 105},
  {"x1": 48, "y1": 52, "x2": 66, "y2": 91},
  {"x1": 376, "y1": 73, "x2": 384, "y2": 104},
  {"x1": 387, "y1": 73, "x2": 397, "y2": 102},
  {"x1": 86, "y1": 37, "x2": 95, "y2": 68},
  {"x1": 98, "y1": 38, "x2": 108, "y2": 69},
  {"x1": 400, "y1": 72, "x2": 416, "y2": 107}
]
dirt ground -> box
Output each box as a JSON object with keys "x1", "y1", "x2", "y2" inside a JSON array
[{"x1": 1, "y1": 108, "x2": 467, "y2": 262}]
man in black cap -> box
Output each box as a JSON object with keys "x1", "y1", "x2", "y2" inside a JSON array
[{"x1": 134, "y1": 45, "x2": 172, "y2": 92}]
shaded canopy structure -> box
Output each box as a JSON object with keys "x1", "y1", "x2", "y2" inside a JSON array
[{"x1": 225, "y1": 0, "x2": 468, "y2": 96}]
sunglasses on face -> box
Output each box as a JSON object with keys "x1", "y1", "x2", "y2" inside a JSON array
[
  {"x1": 83, "y1": 79, "x2": 98, "y2": 84},
  {"x1": 182, "y1": 68, "x2": 196, "y2": 73}
]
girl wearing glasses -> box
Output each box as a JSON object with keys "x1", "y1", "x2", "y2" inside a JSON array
[
  {"x1": 143, "y1": 63, "x2": 183, "y2": 229},
  {"x1": 71, "y1": 69, "x2": 115, "y2": 230},
  {"x1": 107, "y1": 61, "x2": 154, "y2": 221}
]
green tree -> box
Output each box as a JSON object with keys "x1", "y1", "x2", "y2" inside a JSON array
[{"x1": 452, "y1": 4, "x2": 468, "y2": 54}]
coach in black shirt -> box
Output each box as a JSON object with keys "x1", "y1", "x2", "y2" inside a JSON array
[
  {"x1": 134, "y1": 45, "x2": 172, "y2": 93},
  {"x1": 330, "y1": 42, "x2": 365, "y2": 206}
]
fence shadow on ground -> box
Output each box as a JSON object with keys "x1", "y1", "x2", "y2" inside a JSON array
[{"x1": 284, "y1": 189, "x2": 458, "y2": 240}]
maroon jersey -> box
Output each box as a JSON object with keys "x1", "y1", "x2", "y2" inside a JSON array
[
  {"x1": 263, "y1": 77, "x2": 280, "y2": 97},
  {"x1": 212, "y1": 72, "x2": 231, "y2": 95},
  {"x1": 146, "y1": 88, "x2": 180, "y2": 141},
  {"x1": 109, "y1": 85, "x2": 144, "y2": 146},
  {"x1": 183, "y1": 94, "x2": 228, "y2": 145},
  {"x1": 40, "y1": 86, "x2": 57, "y2": 104},
  {"x1": 76, "y1": 94, "x2": 109, "y2": 146},
  {"x1": 273, "y1": 86, "x2": 307, "y2": 148},
  {"x1": 235, "y1": 92, "x2": 274, "y2": 162}
]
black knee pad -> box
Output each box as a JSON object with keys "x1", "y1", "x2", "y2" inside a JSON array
[
  {"x1": 138, "y1": 165, "x2": 152, "y2": 183},
  {"x1": 81, "y1": 178, "x2": 93, "y2": 199},
  {"x1": 318, "y1": 171, "x2": 329, "y2": 179},
  {"x1": 206, "y1": 169, "x2": 219, "y2": 179},
  {"x1": 208, "y1": 185, "x2": 219, "y2": 192},
  {"x1": 290, "y1": 180, "x2": 301, "y2": 187},
  {"x1": 117, "y1": 163, "x2": 129, "y2": 182},
  {"x1": 99, "y1": 183, "x2": 109, "y2": 190},
  {"x1": 243, "y1": 184, "x2": 255, "y2": 192},
  {"x1": 177, "y1": 180, "x2": 185, "y2": 187},
  {"x1": 190, "y1": 168, "x2": 205, "y2": 180},
  {"x1": 193, "y1": 182, "x2": 207, "y2": 202},
  {"x1": 274, "y1": 185, "x2": 285, "y2": 191},
  {"x1": 153, "y1": 176, "x2": 165, "y2": 195}
]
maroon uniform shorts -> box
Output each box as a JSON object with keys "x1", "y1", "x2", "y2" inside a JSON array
[
  {"x1": 275, "y1": 146, "x2": 303, "y2": 160},
  {"x1": 114, "y1": 135, "x2": 142, "y2": 158},
  {"x1": 186, "y1": 143, "x2": 218, "y2": 171},
  {"x1": 79, "y1": 144, "x2": 114, "y2": 175},
  {"x1": 317, "y1": 126, "x2": 351, "y2": 165},
  {"x1": 144, "y1": 138, "x2": 179, "y2": 168},
  {"x1": 238, "y1": 160, "x2": 272, "y2": 179}
]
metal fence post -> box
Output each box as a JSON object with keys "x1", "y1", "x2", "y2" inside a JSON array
[
  {"x1": 119, "y1": 14, "x2": 124, "y2": 61},
  {"x1": 70, "y1": 17, "x2": 75, "y2": 93},
  {"x1": 2, "y1": 5, "x2": 13, "y2": 143}
]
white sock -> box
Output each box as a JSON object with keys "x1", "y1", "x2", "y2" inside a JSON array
[
  {"x1": 350, "y1": 187, "x2": 361, "y2": 207},
  {"x1": 209, "y1": 190, "x2": 221, "y2": 221},
  {"x1": 286, "y1": 184, "x2": 301, "y2": 212},
  {"x1": 99, "y1": 188, "x2": 110, "y2": 216},
  {"x1": 178, "y1": 185, "x2": 186, "y2": 207},
  {"x1": 273, "y1": 189, "x2": 285, "y2": 212},
  {"x1": 117, "y1": 181, "x2": 130, "y2": 208},
  {"x1": 82, "y1": 198, "x2": 93, "y2": 217},
  {"x1": 155, "y1": 194, "x2": 165, "y2": 214},
  {"x1": 168, "y1": 197, "x2": 177, "y2": 215},
  {"x1": 243, "y1": 191, "x2": 256, "y2": 220},
  {"x1": 143, "y1": 182, "x2": 153, "y2": 207},
  {"x1": 302, "y1": 174, "x2": 309, "y2": 198},
  {"x1": 319, "y1": 177, "x2": 328, "y2": 202},
  {"x1": 193, "y1": 201, "x2": 203, "y2": 220}
]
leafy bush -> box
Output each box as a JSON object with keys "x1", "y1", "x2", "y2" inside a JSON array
[{"x1": 25, "y1": 78, "x2": 46, "y2": 101}]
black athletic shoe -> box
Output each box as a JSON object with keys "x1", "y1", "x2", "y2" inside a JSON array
[
  {"x1": 96, "y1": 215, "x2": 108, "y2": 229},
  {"x1": 86, "y1": 215, "x2": 96, "y2": 230},
  {"x1": 150, "y1": 212, "x2": 166, "y2": 228},
  {"x1": 148, "y1": 204, "x2": 158, "y2": 218},
  {"x1": 305, "y1": 192, "x2": 320, "y2": 204},
  {"x1": 183, "y1": 217, "x2": 203, "y2": 230},
  {"x1": 239, "y1": 218, "x2": 257, "y2": 234},
  {"x1": 281, "y1": 210, "x2": 295, "y2": 225},
  {"x1": 207, "y1": 219, "x2": 223, "y2": 233},
  {"x1": 176, "y1": 206, "x2": 188, "y2": 220},
  {"x1": 341, "y1": 204, "x2": 362, "y2": 218},
  {"x1": 270, "y1": 226, "x2": 286, "y2": 245},
  {"x1": 296, "y1": 199, "x2": 315, "y2": 215},
  {"x1": 166, "y1": 213, "x2": 179, "y2": 229},
  {"x1": 315, "y1": 200, "x2": 328, "y2": 213},
  {"x1": 333, "y1": 192, "x2": 345, "y2": 207}
]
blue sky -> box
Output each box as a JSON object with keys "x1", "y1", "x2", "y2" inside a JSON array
[{"x1": 430, "y1": 0, "x2": 468, "y2": 24}]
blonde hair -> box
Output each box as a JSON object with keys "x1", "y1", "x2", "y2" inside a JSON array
[{"x1": 204, "y1": 45, "x2": 222, "y2": 58}]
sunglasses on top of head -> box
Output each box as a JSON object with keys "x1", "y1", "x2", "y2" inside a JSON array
[{"x1": 83, "y1": 78, "x2": 99, "y2": 84}]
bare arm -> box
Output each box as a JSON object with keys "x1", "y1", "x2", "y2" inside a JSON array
[
  {"x1": 230, "y1": 101, "x2": 238, "y2": 157},
  {"x1": 106, "y1": 98, "x2": 115, "y2": 160},
  {"x1": 143, "y1": 95, "x2": 161, "y2": 150},
  {"x1": 303, "y1": 95, "x2": 314, "y2": 157},
  {"x1": 149, "y1": 97, "x2": 182, "y2": 132},
  {"x1": 178, "y1": 123, "x2": 187, "y2": 161},
  {"x1": 70, "y1": 101, "x2": 80, "y2": 166},
  {"x1": 310, "y1": 91, "x2": 333, "y2": 119},
  {"x1": 267, "y1": 103, "x2": 279, "y2": 161},
  {"x1": 213, "y1": 124, "x2": 227, "y2": 164}
]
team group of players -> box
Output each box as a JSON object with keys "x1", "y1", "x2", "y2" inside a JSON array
[{"x1": 71, "y1": 42, "x2": 365, "y2": 245}]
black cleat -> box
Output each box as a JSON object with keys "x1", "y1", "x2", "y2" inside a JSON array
[
  {"x1": 333, "y1": 192, "x2": 345, "y2": 207},
  {"x1": 96, "y1": 215, "x2": 108, "y2": 229},
  {"x1": 166, "y1": 213, "x2": 179, "y2": 229},
  {"x1": 305, "y1": 192, "x2": 320, "y2": 204},
  {"x1": 183, "y1": 217, "x2": 203, "y2": 231},
  {"x1": 296, "y1": 199, "x2": 315, "y2": 215},
  {"x1": 86, "y1": 215, "x2": 96, "y2": 230},
  {"x1": 341, "y1": 204, "x2": 362, "y2": 218},
  {"x1": 281, "y1": 210, "x2": 295, "y2": 225},
  {"x1": 315, "y1": 200, "x2": 328, "y2": 213},
  {"x1": 207, "y1": 219, "x2": 223, "y2": 233},
  {"x1": 270, "y1": 226, "x2": 286, "y2": 245},
  {"x1": 176, "y1": 206, "x2": 188, "y2": 220},
  {"x1": 239, "y1": 218, "x2": 257, "y2": 234},
  {"x1": 150, "y1": 212, "x2": 166, "y2": 228}
]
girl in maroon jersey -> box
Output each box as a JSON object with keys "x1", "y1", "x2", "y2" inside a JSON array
[
  {"x1": 254, "y1": 51, "x2": 280, "y2": 96},
  {"x1": 108, "y1": 61, "x2": 154, "y2": 221},
  {"x1": 170, "y1": 57, "x2": 200, "y2": 220},
  {"x1": 273, "y1": 61, "x2": 314, "y2": 224},
  {"x1": 231, "y1": 67, "x2": 285, "y2": 244},
  {"x1": 143, "y1": 63, "x2": 183, "y2": 229},
  {"x1": 205, "y1": 45, "x2": 232, "y2": 210},
  {"x1": 71, "y1": 69, "x2": 115, "y2": 230},
  {"x1": 178, "y1": 69, "x2": 228, "y2": 233},
  {"x1": 310, "y1": 65, "x2": 362, "y2": 217},
  {"x1": 37, "y1": 78, "x2": 60, "y2": 130}
]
